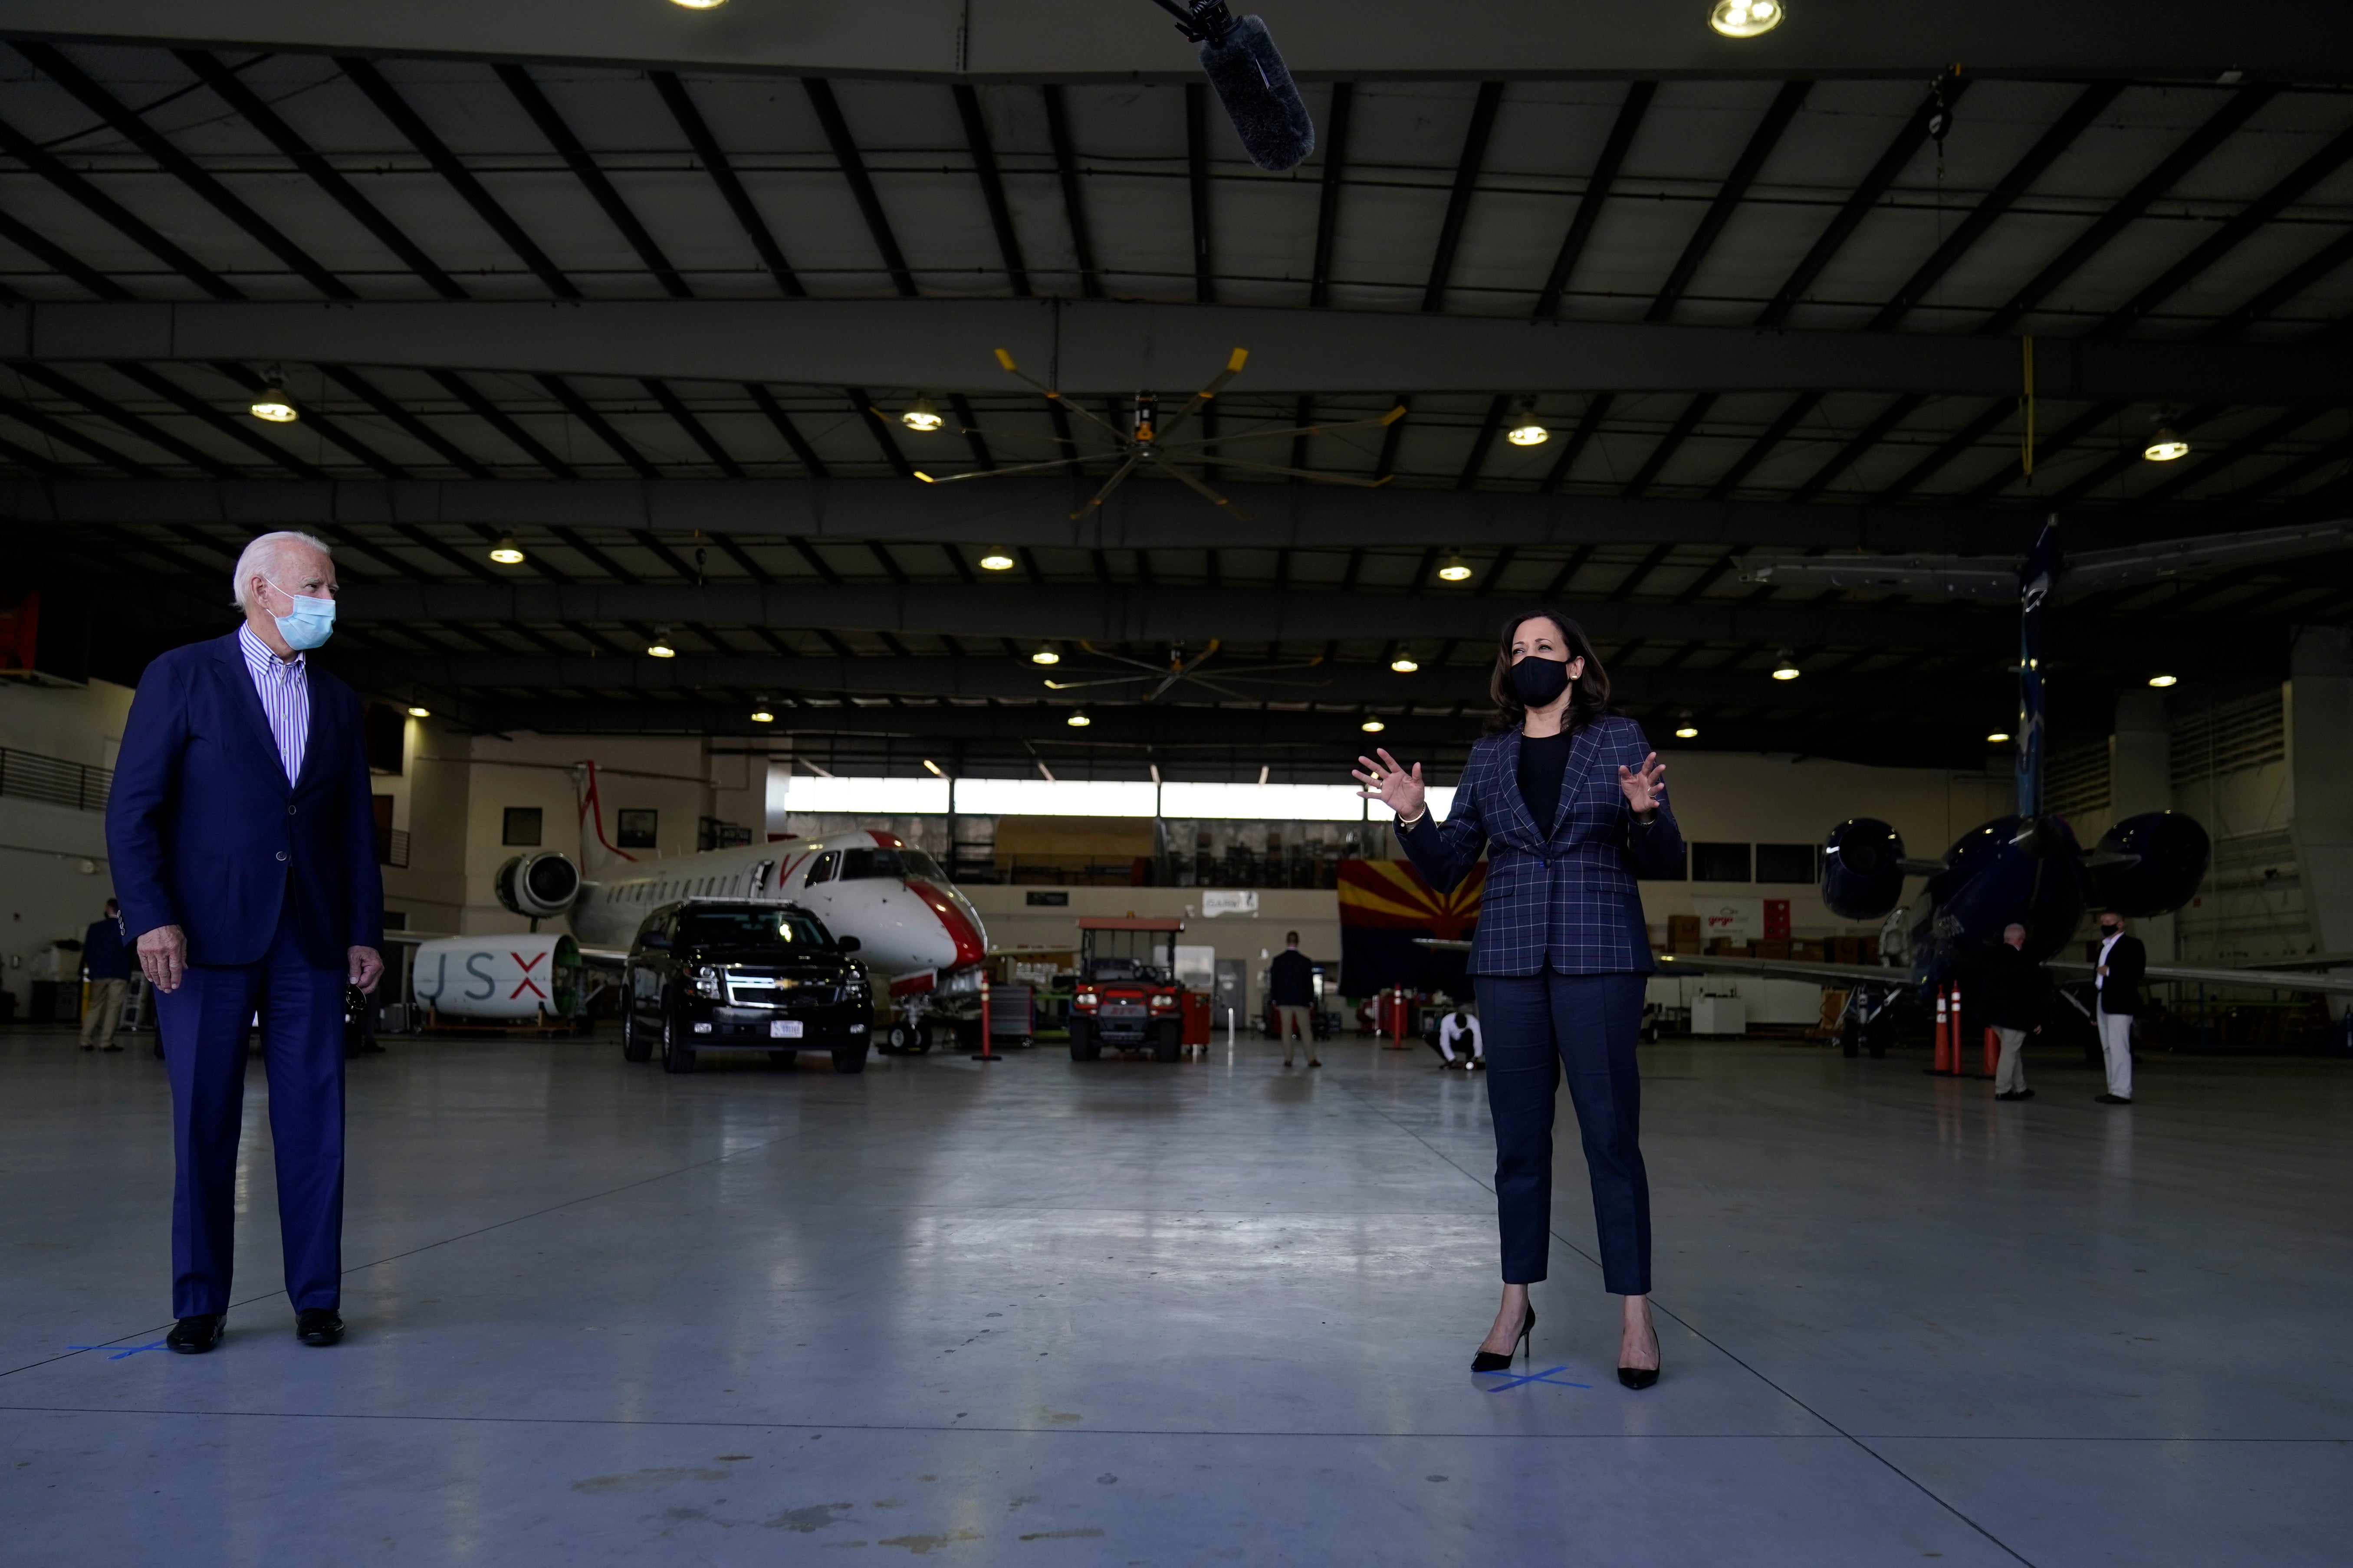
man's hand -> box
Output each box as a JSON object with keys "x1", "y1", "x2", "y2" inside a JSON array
[
  {"x1": 348, "y1": 945, "x2": 384, "y2": 995},
  {"x1": 136, "y1": 925, "x2": 187, "y2": 994}
]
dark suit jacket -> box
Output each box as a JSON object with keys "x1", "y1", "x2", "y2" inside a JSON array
[
  {"x1": 81, "y1": 916, "x2": 130, "y2": 980},
  {"x1": 1971, "y1": 943, "x2": 2043, "y2": 1030},
  {"x1": 2096, "y1": 933, "x2": 2146, "y2": 1016},
  {"x1": 105, "y1": 631, "x2": 384, "y2": 969},
  {"x1": 1267, "y1": 949, "x2": 1316, "y2": 1007},
  {"x1": 1396, "y1": 715, "x2": 1683, "y2": 977}
]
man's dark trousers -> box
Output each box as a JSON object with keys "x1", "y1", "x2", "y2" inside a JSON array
[
  {"x1": 1479, "y1": 971, "x2": 1651, "y2": 1294},
  {"x1": 158, "y1": 902, "x2": 346, "y2": 1319}
]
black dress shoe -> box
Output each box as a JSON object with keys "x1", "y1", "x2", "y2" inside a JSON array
[
  {"x1": 2095, "y1": 1093, "x2": 2133, "y2": 1105},
  {"x1": 166, "y1": 1315, "x2": 224, "y2": 1354},
  {"x1": 295, "y1": 1309, "x2": 344, "y2": 1347}
]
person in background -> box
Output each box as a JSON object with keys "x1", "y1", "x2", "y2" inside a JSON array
[
  {"x1": 1268, "y1": 931, "x2": 1319, "y2": 1069},
  {"x1": 2093, "y1": 911, "x2": 2143, "y2": 1105},
  {"x1": 106, "y1": 530, "x2": 384, "y2": 1356},
  {"x1": 1435, "y1": 1007, "x2": 1484, "y2": 1071},
  {"x1": 1975, "y1": 922, "x2": 2042, "y2": 1101},
  {"x1": 79, "y1": 897, "x2": 131, "y2": 1052}
]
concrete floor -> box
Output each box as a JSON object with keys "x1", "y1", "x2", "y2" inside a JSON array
[{"x1": 1, "y1": 1026, "x2": 2346, "y2": 1567}]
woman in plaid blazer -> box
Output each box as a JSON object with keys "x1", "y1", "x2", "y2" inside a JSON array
[{"x1": 1355, "y1": 610, "x2": 1683, "y2": 1388}]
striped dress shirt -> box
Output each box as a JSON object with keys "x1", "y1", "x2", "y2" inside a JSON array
[{"x1": 237, "y1": 622, "x2": 310, "y2": 785}]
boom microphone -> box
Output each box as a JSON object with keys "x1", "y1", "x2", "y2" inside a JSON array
[{"x1": 1147, "y1": 0, "x2": 1316, "y2": 172}]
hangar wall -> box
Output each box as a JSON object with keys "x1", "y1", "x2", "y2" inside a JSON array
[{"x1": 0, "y1": 678, "x2": 130, "y2": 992}]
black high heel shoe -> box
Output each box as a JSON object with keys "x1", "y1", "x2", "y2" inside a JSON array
[
  {"x1": 1472, "y1": 1306, "x2": 1534, "y2": 1373},
  {"x1": 1618, "y1": 1319, "x2": 1660, "y2": 1389}
]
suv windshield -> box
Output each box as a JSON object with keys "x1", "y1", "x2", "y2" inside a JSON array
[
  {"x1": 839, "y1": 847, "x2": 949, "y2": 882},
  {"x1": 672, "y1": 909, "x2": 835, "y2": 950}
]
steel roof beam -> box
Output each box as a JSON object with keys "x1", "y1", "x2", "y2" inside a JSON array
[
  {"x1": 951, "y1": 84, "x2": 1028, "y2": 299},
  {"x1": 1648, "y1": 81, "x2": 1807, "y2": 323},
  {"x1": 7, "y1": 361, "x2": 237, "y2": 476},
  {"x1": 427, "y1": 368, "x2": 573, "y2": 479},
  {"x1": 496, "y1": 64, "x2": 690, "y2": 300},
  {"x1": 0, "y1": 111, "x2": 239, "y2": 299},
  {"x1": 319, "y1": 363, "x2": 492, "y2": 479},
  {"x1": 1533, "y1": 81, "x2": 1653, "y2": 318},
  {"x1": 1308, "y1": 83, "x2": 1353, "y2": 310},
  {"x1": 1186, "y1": 82, "x2": 1214, "y2": 305},
  {"x1": 536, "y1": 372, "x2": 658, "y2": 478},
  {"x1": 1422, "y1": 81, "x2": 1505, "y2": 315},
  {"x1": 1040, "y1": 85, "x2": 1100, "y2": 301},
  {"x1": 642, "y1": 376, "x2": 743, "y2": 478},
  {"x1": 650, "y1": 69, "x2": 803, "y2": 299},
  {"x1": 207, "y1": 359, "x2": 406, "y2": 477},
  {"x1": 106, "y1": 362, "x2": 323, "y2": 479},
  {"x1": 804, "y1": 79, "x2": 916, "y2": 299}
]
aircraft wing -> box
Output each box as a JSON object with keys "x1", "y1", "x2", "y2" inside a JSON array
[
  {"x1": 1653, "y1": 952, "x2": 1919, "y2": 988},
  {"x1": 2059, "y1": 519, "x2": 2353, "y2": 597},
  {"x1": 2046, "y1": 959, "x2": 2353, "y2": 997}
]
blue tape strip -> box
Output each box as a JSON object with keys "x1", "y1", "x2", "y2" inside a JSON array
[
  {"x1": 1479, "y1": 1364, "x2": 1591, "y2": 1391},
  {"x1": 66, "y1": 1342, "x2": 167, "y2": 1361}
]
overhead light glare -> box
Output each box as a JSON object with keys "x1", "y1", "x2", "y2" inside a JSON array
[
  {"x1": 1709, "y1": 0, "x2": 1782, "y2": 38},
  {"x1": 1031, "y1": 647, "x2": 1061, "y2": 666},
  {"x1": 1673, "y1": 709, "x2": 1698, "y2": 740},
  {"x1": 1067, "y1": 712, "x2": 1091, "y2": 728},
  {"x1": 978, "y1": 549, "x2": 1016, "y2": 571},
  {"x1": 1986, "y1": 732, "x2": 2012, "y2": 744},
  {"x1": 2144, "y1": 427, "x2": 2191, "y2": 462},
  {"x1": 647, "y1": 627, "x2": 677, "y2": 659},
  {"x1": 1436, "y1": 553, "x2": 1473, "y2": 583},
  {"x1": 1505, "y1": 403, "x2": 1548, "y2": 447},
  {"x1": 922, "y1": 758, "x2": 945, "y2": 777},
  {"x1": 669, "y1": 0, "x2": 728, "y2": 9},
  {"x1": 1361, "y1": 718, "x2": 1387, "y2": 733},
  {"x1": 1771, "y1": 649, "x2": 1801, "y2": 681},
  {"x1": 405, "y1": 706, "x2": 431, "y2": 719},
  {"x1": 901, "y1": 395, "x2": 944, "y2": 433},
  {"x1": 2148, "y1": 673, "x2": 2179, "y2": 689},
  {"x1": 1389, "y1": 653, "x2": 1420, "y2": 673},
  {"x1": 750, "y1": 709, "x2": 774, "y2": 724},
  {"x1": 249, "y1": 386, "x2": 298, "y2": 423},
  {"x1": 487, "y1": 534, "x2": 526, "y2": 565}
]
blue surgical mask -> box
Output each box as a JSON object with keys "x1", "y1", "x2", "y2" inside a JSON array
[{"x1": 268, "y1": 579, "x2": 336, "y2": 650}]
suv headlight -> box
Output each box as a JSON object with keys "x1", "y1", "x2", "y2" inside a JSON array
[{"x1": 693, "y1": 966, "x2": 723, "y2": 999}]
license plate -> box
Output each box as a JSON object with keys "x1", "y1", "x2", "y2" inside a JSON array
[{"x1": 770, "y1": 1020, "x2": 804, "y2": 1039}]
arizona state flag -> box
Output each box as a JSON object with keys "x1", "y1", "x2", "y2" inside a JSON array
[{"x1": 1337, "y1": 858, "x2": 1485, "y2": 999}]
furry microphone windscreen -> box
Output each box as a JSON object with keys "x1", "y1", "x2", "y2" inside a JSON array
[{"x1": 1200, "y1": 15, "x2": 1315, "y2": 172}]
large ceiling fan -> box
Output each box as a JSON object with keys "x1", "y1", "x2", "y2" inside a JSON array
[
  {"x1": 913, "y1": 346, "x2": 1405, "y2": 521},
  {"x1": 1040, "y1": 640, "x2": 1330, "y2": 702}
]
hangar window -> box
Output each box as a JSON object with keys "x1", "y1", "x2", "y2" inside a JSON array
[
  {"x1": 1692, "y1": 842, "x2": 1752, "y2": 882},
  {"x1": 1755, "y1": 844, "x2": 1818, "y2": 883},
  {"x1": 617, "y1": 809, "x2": 658, "y2": 849},
  {"x1": 503, "y1": 807, "x2": 542, "y2": 847}
]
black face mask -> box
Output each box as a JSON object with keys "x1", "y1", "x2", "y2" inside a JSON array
[
  {"x1": 1510, "y1": 654, "x2": 1572, "y2": 708},
  {"x1": 2100, "y1": 923, "x2": 2121, "y2": 936}
]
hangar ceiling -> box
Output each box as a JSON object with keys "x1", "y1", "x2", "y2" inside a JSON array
[{"x1": 1, "y1": 6, "x2": 2349, "y2": 779}]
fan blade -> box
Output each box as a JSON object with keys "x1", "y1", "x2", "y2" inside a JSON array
[
  {"x1": 1157, "y1": 405, "x2": 1409, "y2": 454},
  {"x1": 1170, "y1": 454, "x2": 1394, "y2": 488},
  {"x1": 992, "y1": 347, "x2": 1130, "y2": 441},
  {"x1": 1040, "y1": 673, "x2": 1158, "y2": 690},
  {"x1": 1147, "y1": 453, "x2": 1254, "y2": 521},
  {"x1": 1074, "y1": 640, "x2": 1180, "y2": 675},
  {"x1": 913, "y1": 453, "x2": 1093, "y2": 484},
  {"x1": 1071, "y1": 452, "x2": 1148, "y2": 519},
  {"x1": 1153, "y1": 347, "x2": 1249, "y2": 446}
]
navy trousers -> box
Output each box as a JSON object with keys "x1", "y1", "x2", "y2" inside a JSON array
[
  {"x1": 1479, "y1": 971, "x2": 1651, "y2": 1295},
  {"x1": 155, "y1": 906, "x2": 347, "y2": 1318}
]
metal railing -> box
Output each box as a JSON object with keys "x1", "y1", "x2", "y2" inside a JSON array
[{"x1": 0, "y1": 747, "x2": 111, "y2": 812}]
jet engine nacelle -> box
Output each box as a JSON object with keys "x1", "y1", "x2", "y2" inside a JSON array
[
  {"x1": 2090, "y1": 811, "x2": 2212, "y2": 916},
  {"x1": 411, "y1": 933, "x2": 582, "y2": 1021},
  {"x1": 495, "y1": 852, "x2": 581, "y2": 918},
  {"x1": 1822, "y1": 818, "x2": 1906, "y2": 921}
]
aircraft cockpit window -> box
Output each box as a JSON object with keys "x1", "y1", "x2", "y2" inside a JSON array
[
  {"x1": 805, "y1": 851, "x2": 840, "y2": 886},
  {"x1": 839, "y1": 847, "x2": 949, "y2": 882}
]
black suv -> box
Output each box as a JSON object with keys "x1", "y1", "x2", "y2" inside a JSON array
[{"x1": 620, "y1": 901, "x2": 873, "y2": 1074}]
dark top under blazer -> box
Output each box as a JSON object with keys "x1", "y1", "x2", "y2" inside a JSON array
[
  {"x1": 105, "y1": 630, "x2": 385, "y2": 970},
  {"x1": 1267, "y1": 948, "x2": 1316, "y2": 1007},
  {"x1": 2096, "y1": 933, "x2": 2146, "y2": 1016},
  {"x1": 1972, "y1": 943, "x2": 2044, "y2": 1030},
  {"x1": 1395, "y1": 715, "x2": 1684, "y2": 977}
]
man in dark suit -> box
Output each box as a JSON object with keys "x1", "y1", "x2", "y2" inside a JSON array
[
  {"x1": 1973, "y1": 922, "x2": 2043, "y2": 1101},
  {"x1": 2093, "y1": 910, "x2": 2143, "y2": 1104},
  {"x1": 106, "y1": 531, "x2": 384, "y2": 1354},
  {"x1": 78, "y1": 898, "x2": 131, "y2": 1051},
  {"x1": 1267, "y1": 931, "x2": 1318, "y2": 1068}
]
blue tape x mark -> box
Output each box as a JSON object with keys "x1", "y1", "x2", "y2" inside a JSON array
[
  {"x1": 1479, "y1": 1364, "x2": 1591, "y2": 1392},
  {"x1": 66, "y1": 1342, "x2": 167, "y2": 1361}
]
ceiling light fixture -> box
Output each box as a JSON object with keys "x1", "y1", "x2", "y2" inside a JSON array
[
  {"x1": 1505, "y1": 402, "x2": 1548, "y2": 447},
  {"x1": 1986, "y1": 731, "x2": 2012, "y2": 744},
  {"x1": 1673, "y1": 710, "x2": 1699, "y2": 739},
  {"x1": 978, "y1": 548, "x2": 1016, "y2": 571},
  {"x1": 1390, "y1": 651, "x2": 1420, "y2": 673},
  {"x1": 750, "y1": 708, "x2": 774, "y2": 724},
  {"x1": 901, "y1": 394, "x2": 943, "y2": 433},
  {"x1": 2148, "y1": 673, "x2": 2179, "y2": 689},
  {"x1": 1708, "y1": 0, "x2": 1783, "y2": 38},
  {"x1": 487, "y1": 534, "x2": 526, "y2": 565},
  {"x1": 1361, "y1": 718, "x2": 1387, "y2": 733},
  {"x1": 1067, "y1": 711, "x2": 1091, "y2": 728},
  {"x1": 2143, "y1": 426, "x2": 2191, "y2": 462},
  {"x1": 1031, "y1": 647, "x2": 1061, "y2": 666},
  {"x1": 249, "y1": 366, "x2": 298, "y2": 424},
  {"x1": 668, "y1": 0, "x2": 728, "y2": 10},
  {"x1": 647, "y1": 627, "x2": 676, "y2": 659},
  {"x1": 1436, "y1": 554, "x2": 1473, "y2": 583},
  {"x1": 922, "y1": 758, "x2": 946, "y2": 777},
  {"x1": 406, "y1": 705, "x2": 431, "y2": 719},
  {"x1": 1771, "y1": 649, "x2": 1801, "y2": 681}
]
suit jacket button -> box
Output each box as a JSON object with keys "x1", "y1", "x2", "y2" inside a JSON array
[
  {"x1": 276, "y1": 850, "x2": 289, "y2": 862},
  {"x1": 287, "y1": 804, "x2": 297, "y2": 816}
]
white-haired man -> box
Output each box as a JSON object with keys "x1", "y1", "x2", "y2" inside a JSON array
[{"x1": 106, "y1": 531, "x2": 384, "y2": 1354}]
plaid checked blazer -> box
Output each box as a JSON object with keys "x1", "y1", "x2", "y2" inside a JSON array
[{"x1": 1395, "y1": 715, "x2": 1684, "y2": 977}]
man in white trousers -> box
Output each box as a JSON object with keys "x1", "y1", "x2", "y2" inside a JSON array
[{"x1": 2092, "y1": 911, "x2": 2143, "y2": 1105}]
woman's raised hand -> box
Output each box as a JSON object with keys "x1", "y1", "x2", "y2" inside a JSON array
[
  {"x1": 1352, "y1": 748, "x2": 1428, "y2": 822},
  {"x1": 1617, "y1": 751, "x2": 1666, "y2": 816}
]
